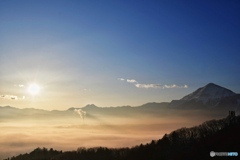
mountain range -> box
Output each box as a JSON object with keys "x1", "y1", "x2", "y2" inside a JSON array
[
  {"x1": 1, "y1": 83, "x2": 240, "y2": 160},
  {"x1": 1, "y1": 83, "x2": 240, "y2": 120}
]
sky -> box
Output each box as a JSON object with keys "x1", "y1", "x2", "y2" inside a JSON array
[{"x1": 0, "y1": 0, "x2": 240, "y2": 110}]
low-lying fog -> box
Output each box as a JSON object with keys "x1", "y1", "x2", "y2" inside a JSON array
[{"x1": 0, "y1": 109, "x2": 226, "y2": 159}]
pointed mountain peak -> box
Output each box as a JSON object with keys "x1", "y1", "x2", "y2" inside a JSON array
[
  {"x1": 67, "y1": 107, "x2": 75, "y2": 111},
  {"x1": 202, "y1": 83, "x2": 235, "y2": 93},
  {"x1": 205, "y1": 82, "x2": 218, "y2": 87},
  {"x1": 204, "y1": 83, "x2": 224, "y2": 89},
  {"x1": 84, "y1": 104, "x2": 98, "y2": 108},
  {"x1": 181, "y1": 83, "x2": 236, "y2": 103}
]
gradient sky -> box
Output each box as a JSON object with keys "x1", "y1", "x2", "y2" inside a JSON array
[{"x1": 0, "y1": 0, "x2": 240, "y2": 110}]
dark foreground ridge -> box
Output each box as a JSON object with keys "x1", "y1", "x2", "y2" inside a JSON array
[{"x1": 6, "y1": 112, "x2": 240, "y2": 160}]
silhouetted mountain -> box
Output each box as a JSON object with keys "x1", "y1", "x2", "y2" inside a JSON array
[
  {"x1": 7, "y1": 113, "x2": 240, "y2": 160},
  {"x1": 0, "y1": 106, "x2": 50, "y2": 119},
  {"x1": 181, "y1": 83, "x2": 236, "y2": 103},
  {"x1": 82, "y1": 104, "x2": 99, "y2": 110},
  {"x1": 139, "y1": 102, "x2": 169, "y2": 109},
  {"x1": 1, "y1": 83, "x2": 239, "y2": 120},
  {"x1": 169, "y1": 83, "x2": 240, "y2": 112}
]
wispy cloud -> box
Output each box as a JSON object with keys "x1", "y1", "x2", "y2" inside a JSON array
[
  {"x1": 83, "y1": 89, "x2": 91, "y2": 92},
  {"x1": 14, "y1": 84, "x2": 25, "y2": 88},
  {"x1": 0, "y1": 95, "x2": 26, "y2": 100},
  {"x1": 117, "y1": 78, "x2": 125, "y2": 81},
  {"x1": 164, "y1": 84, "x2": 188, "y2": 89},
  {"x1": 135, "y1": 84, "x2": 188, "y2": 89},
  {"x1": 127, "y1": 79, "x2": 138, "y2": 83},
  {"x1": 0, "y1": 95, "x2": 18, "y2": 100},
  {"x1": 118, "y1": 78, "x2": 188, "y2": 89},
  {"x1": 117, "y1": 78, "x2": 138, "y2": 83},
  {"x1": 135, "y1": 84, "x2": 162, "y2": 88}
]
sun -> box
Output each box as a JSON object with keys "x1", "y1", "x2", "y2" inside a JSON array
[{"x1": 28, "y1": 83, "x2": 40, "y2": 95}]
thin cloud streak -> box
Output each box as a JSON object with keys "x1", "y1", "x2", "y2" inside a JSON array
[
  {"x1": 117, "y1": 78, "x2": 125, "y2": 81},
  {"x1": 14, "y1": 84, "x2": 25, "y2": 88},
  {"x1": 0, "y1": 95, "x2": 18, "y2": 100},
  {"x1": 118, "y1": 78, "x2": 188, "y2": 89},
  {"x1": 127, "y1": 79, "x2": 138, "y2": 83},
  {"x1": 164, "y1": 84, "x2": 188, "y2": 89},
  {"x1": 135, "y1": 84, "x2": 188, "y2": 89},
  {"x1": 0, "y1": 95, "x2": 26, "y2": 100},
  {"x1": 135, "y1": 84, "x2": 162, "y2": 89}
]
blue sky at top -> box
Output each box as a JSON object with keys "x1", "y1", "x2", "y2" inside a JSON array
[{"x1": 0, "y1": 0, "x2": 240, "y2": 109}]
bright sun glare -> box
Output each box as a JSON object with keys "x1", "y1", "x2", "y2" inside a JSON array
[{"x1": 28, "y1": 83, "x2": 40, "y2": 95}]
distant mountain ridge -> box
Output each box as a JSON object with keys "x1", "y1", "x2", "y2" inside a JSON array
[{"x1": 1, "y1": 83, "x2": 240, "y2": 119}]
